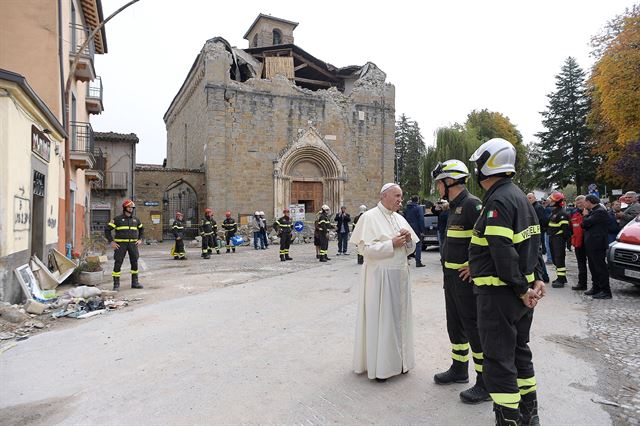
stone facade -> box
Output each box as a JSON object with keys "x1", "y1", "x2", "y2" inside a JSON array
[
  {"x1": 164, "y1": 16, "x2": 395, "y2": 225},
  {"x1": 134, "y1": 165, "x2": 205, "y2": 242}
]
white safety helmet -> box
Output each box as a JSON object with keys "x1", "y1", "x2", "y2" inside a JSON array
[
  {"x1": 254, "y1": 211, "x2": 260, "y2": 216},
  {"x1": 432, "y1": 159, "x2": 469, "y2": 182},
  {"x1": 258, "y1": 211, "x2": 265, "y2": 216},
  {"x1": 359, "y1": 204, "x2": 367, "y2": 213},
  {"x1": 469, "y1": 138, "x2": 516, "y2": 181},
  {"x1": 321, "y1": 204, "x2": 330, "y2": 212}
]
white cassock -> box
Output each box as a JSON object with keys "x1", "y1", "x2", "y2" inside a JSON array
[{"x1": 350, "y1": 201, "x2": 419, "y2": 379}]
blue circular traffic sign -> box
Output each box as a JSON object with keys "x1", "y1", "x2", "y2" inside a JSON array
[{"x1": 294, "y1": 221, "x2": 304, "y2": 232}]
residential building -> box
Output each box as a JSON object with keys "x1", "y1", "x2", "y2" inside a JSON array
[{"x1": 0, "y1": 0, "x2": 108, "y2": 302}]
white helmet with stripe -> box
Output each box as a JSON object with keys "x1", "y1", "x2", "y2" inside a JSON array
[
  {"x1": 432, "y1": 159, "x2": 469, "y2": 182},
  {"x1": 469, "y1": 138, "x2": 516, "y2": 180}
]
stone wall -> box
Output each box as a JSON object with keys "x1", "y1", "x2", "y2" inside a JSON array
[
  {"x1": 165, "y1": 39, "x2": 395, "y2": 225},
  {"x1": 134, "y1": 166, "x2": 205, "y2": 241}
]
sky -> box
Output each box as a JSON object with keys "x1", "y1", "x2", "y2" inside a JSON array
[{"x1": 92, "y1": 0, "x2": 638, "y2": 164}]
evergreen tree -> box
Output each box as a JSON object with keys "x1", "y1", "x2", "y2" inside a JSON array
[
  {"x1": 394, "y1": 114, "x2": 411, "y2": 184},
  {"x1": 535, "y1": 57, "x2": 598, "y2": 194},
  {"x1": 401, "y1": 120, "x2": 426, "y2": 199}
]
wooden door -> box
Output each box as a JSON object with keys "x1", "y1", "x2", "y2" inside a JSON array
[{"x1": 291, "y1": 181, "x2": 323, "y2": 213}]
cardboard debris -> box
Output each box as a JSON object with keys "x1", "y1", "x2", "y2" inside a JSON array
[{"x1": 32, "y1": 250, "x2": 77, "y2": 290}]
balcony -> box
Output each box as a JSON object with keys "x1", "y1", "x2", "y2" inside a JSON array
[
  {"x1": 91, "y1": 171, "x2": 128, "y2": 191},
  {"x1": 69, "y1": 24, "x2": 96, "y2": 82},
  {"x1": 69, "y1": 121, "x2": 95, "y2": 169},
  {"x1": 86, "y1": 77, "x2": 103, "y2": 114},
  {"x1": 85, "y1": 148, "x2": 104, "y2": 182}
]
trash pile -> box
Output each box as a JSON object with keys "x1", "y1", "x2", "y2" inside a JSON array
[{"x1": 1, "y1": 250, "x2": 140, "y2": 347}]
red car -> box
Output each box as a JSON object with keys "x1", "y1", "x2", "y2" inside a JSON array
[{"x1": 608, "y1": 214, "x2": 640, "y2": 286}]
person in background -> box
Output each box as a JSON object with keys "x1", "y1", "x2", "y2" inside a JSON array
[
  {"x1": 434, "y1": 200, "x2": 450, "y2": 257},
  {"x1": 335, "y1": 206, "x2": 351, "y2": 255},
  {"x1": 617, "y1": 191, "x2": 640, "y2": 228},
  {"x1": 222, "y1": 212, "x2": 238, "y2": 253},
  {"x1": 528, "y1": 193, "x2": 550, "y2": 283},
  {"x1": 251, "y1": 211, "x2": 265, "y2": 250},
  {"x1": 353, "y1": 205, "x2": 367, "y2": 265},
  {"x1": 404, "y1": 195, "x2": 426, "y2": 268},
  {"x1": 582, "y1": 194, "x2": 612, "y2": 299},
  {"x1": 547, "y1": 192, "x2": 571, "y2": 288},
  {"x1": 570, "y1": 196, "x2": 588, "y2": 291},
  {"x1": 258, "y1": 211, "x2": 269, "y2": 249},
  {"x1": 172, "y1": 211, "x2": 187, "y2": 260},
  {"x1": 274, "y1": 208, "x2": 293, "y2": 261},
  {"x1": 542, "y1": 197, "x2": 553, "y2": 264},
  {"x1": 607, "y1": 201, "x2": 621, "y2": 244}
]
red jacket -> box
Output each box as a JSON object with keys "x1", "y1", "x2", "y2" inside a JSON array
[{"x1": 570, "y1": 211, "x2": 584, "y2": 248}]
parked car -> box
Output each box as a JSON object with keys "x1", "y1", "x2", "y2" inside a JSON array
[
  {"x1": 422, "y1": 214, "x2": 440, "y2": 249},
  {"x1": 607, "y1": 214, "x2": 640, "y2": 286}
]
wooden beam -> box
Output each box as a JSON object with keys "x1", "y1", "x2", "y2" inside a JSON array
[
  {"x1": 293, "y1": 77, "x2": 333, "y2": 87},
  {"x1": 291, "y1": 52, "x2": 338, "y2": 81},
  {"x1": 294, "y1": 63, "x2": 308, "y2": 71}
]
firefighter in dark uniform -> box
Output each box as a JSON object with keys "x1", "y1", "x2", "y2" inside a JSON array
[
  {"x1": 468, "y1": 138, "x2": 546, "y2": 426},
  {"x1": 431, "y1": 159, "x2": 490, "y2": 404},
  {"x1": 105, "y1": 199, "x2": 144, "y2": 291},
  {"x1": 274, "y1": 208, "x2": 293, "y2": 261},
  {"x1": 200, "y1": 208, "x2": 218, "y2": 258},
  {"x1": 317, "y1": 205, "x2": 333, "y2": 262},
  {"x1": 222, "y1": 211, "x2": 238, "y2": 253},
  {"x1": 547, "y1": 191, "x2": 571, "y2": 288},
  {"x1": 172, "y1": 211, "x2": 186, "y2": 260}
]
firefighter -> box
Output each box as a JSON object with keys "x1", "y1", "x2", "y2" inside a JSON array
[
  {"x1": 317, "y1": 205, "x2": 333, "y2": 262},
  {"x1": 222, "y1": 211, "x2": 238, "y2": 253},
  {"x1": 468, "y1": 138, "x2": 545, "y2": 426},
  {"x1": 274, "y1": 208, "x2": 293, "y2": 261},
  {"x1": 200, "y1": 208, "x2": 217, "y2": 258},
  {"x1": 353, "y1": 204, "x2": 367, "y2": 265},
  {"x1": 547, "y1": 191, "x2": 571, "y2": 288},
  {"x1": 104, "y1": 199, "x2": 144, "y2": 290},
  {"x1": 172, "y1": 211, "x2": 187, "y2": 260},
  {"x1": 431, "y1": 159, "x2": 490, "y2": 404}
]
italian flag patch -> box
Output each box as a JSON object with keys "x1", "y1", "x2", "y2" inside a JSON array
[{"x1": 487, "y1": 210, "x2": 498, "y2": 219}]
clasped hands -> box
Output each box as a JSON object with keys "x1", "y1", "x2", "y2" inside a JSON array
[
  {"x1": 520, "y1": 280, "x2": 546, "y2": 308},
  {"x1": 392, "y1": 228, "x2": 412, "y2": 248}
]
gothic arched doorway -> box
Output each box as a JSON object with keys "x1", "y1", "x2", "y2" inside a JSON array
[
  {"x1": 273, "y1": 127, "x2": 346, "y2": 218},
  {"x1": 162, "y1": 180, "x2": 198, "y2": 240}
]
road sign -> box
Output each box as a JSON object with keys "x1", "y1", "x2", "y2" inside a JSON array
[{"x1": 294, "y1": 221, "x2": 304, "y2": 232}]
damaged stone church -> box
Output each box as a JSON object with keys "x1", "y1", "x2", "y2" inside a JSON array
[{"x1": 163, "y1": 14, "x2": 395, "y2": 221}]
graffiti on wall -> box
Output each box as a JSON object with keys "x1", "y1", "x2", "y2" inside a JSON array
[{"x1": 14, "y1": 195, "x2": 31, "y2": 232}]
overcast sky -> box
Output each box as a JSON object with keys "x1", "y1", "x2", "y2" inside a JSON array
[{"x1": 92, "y1": 0, "x2": 637, "y2": 164}]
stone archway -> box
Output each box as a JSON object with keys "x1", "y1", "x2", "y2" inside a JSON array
[
  {"x1": 273, "y1": 127, "x2": 346, "y2": 217},
  {"x1": 162, "y1": 179, "x2": 199, "y2": 239}
]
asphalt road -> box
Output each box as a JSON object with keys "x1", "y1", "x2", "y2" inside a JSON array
[{"x1": 0, "y1": 244, "x2": 612, "y2": 425}]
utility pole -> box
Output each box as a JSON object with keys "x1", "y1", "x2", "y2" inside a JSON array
[{"x1": 64, "y1": 0, "x2": 141, "y2": 248}]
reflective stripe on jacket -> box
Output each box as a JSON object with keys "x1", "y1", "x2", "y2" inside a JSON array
[
  {"x1": 105, "y1": 214, "x2": 144, "y2": 243},
  {"x1": 443, "y1": 189, "x2": 481, "y2": 271},
  {"x1": 469, "y1": 178, "x2": 540, "y2": 297}
]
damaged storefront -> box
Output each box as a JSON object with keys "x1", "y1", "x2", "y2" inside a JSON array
[{"x1": 0, "y1": 69, "x2": 66, "y2": 303}]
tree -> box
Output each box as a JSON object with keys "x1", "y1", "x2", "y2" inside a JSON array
[
  {"x1": 588, "y1": 5, "x2": 640, "y2": 187},
  {"x1": 394, "y1": 114, "x2": 411, "y2": 184},
  {"x1": 421, "y1": 127, "x2": 483, "y2": 200},
  {"x1": 534, "y1": 57, "x2": 598, "y2": 194},
  {"x1": 401, "y1": 120, "x2": 426, "y2": 199}
]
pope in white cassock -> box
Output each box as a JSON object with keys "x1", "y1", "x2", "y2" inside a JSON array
[{"x1": 350, "y1": 183, "x2": 420, "y2": 381}]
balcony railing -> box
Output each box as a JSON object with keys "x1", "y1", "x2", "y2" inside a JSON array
[
  {"x1": 70, "y1": 121, "x2": 94, "y2": 152},
  {"x1": 70, "y1": 23, "x2": 95, "y2": 60},
  {"x1": 106, "y1": 172, "x2": 128, "y2": 189},
  {"x1": 86, "y1": 76, "x2": 103, "y2": 113},
  {"x1": 69, "y1": 23, "x2": 96, "y2": 81}
]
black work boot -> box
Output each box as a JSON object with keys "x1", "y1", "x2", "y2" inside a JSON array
[
  {"x1": 551, "y1": 279, "x2": 565, "y2": 288},
  {"x1": 571, "y1": 283, "x2": 587, "y2": 290},
  {"x1": 112, "y1": 277, "x2": 120, "y2": 291},
  {"x1": 280, "y1": 254, "x2": 286, "y2": 262},
  {"x1": 460, "y1": 374, "x2": 491, "y2": 404},
  {"x1": 357, "y1": 254, "x2": 364, "y2": 265},
  {"x1": 226, "y1": 249, "x2": 230, "y2": 253},
  {"x1": 519, "y1": 392, "x2": 539, "y2": 426},
  {"x1": 131, "y1": 275, "x2": 143, "y2": 289},
  {"x1": 434, "y1": 361, "x2": 469, "y2": 384},
  {"x1": 285, "y1": 254, "x2": 293, "y2": 261},
  {"x1": 320, "y1": 254, "x2": 327, "y2": 262},
  {"x1": 232, "y1": 248, "x2": 236, "y2": 253},
  {"x1": 584, "y1": 287, "x2": 596, "y2": 295},
  {"x1": 494, "y1": 403, "x2": 522, "y2": 426}
]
